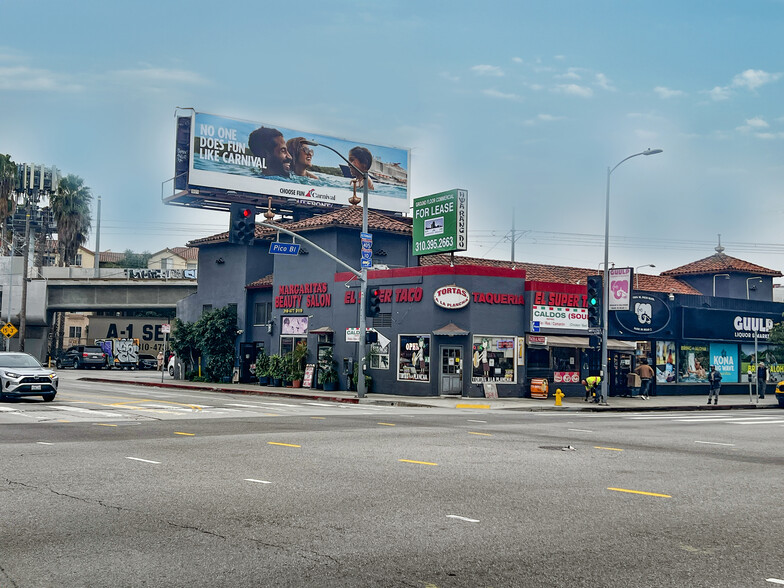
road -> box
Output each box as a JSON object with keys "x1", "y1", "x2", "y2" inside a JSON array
[{"x1": 2, "y1": 372, "x2": 783, "y2": 587}]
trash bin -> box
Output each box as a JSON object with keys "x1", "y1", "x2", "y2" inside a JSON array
[{"x1": 530, "y1": 378, "x2": 549, "y2": 399}]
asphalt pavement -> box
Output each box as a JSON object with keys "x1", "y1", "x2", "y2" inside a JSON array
[{"x1": 77, "y1": 368, "x2": 784, "y2": 412}]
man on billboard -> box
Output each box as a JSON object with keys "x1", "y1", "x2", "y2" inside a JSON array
[
  {"x1": 348, "y1": 146, "x2": 375, "y2": 191},
  {"x1": 248, "y1": 127, "x2": 292, "y2": 177}
]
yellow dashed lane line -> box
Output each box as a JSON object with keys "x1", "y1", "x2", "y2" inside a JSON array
[
  {"x1": 607, "y1": 487, "x2": 672, "y2": 498},
  {"x1": 399, "y1": 459, "x2": 438, "y2": 466},
  {"x1": 594, "y1": 446, "x2": 624, "y2": 451},
  {"x1": 268, "y1": 442, "x2": 301, "y2": 448},
  {"x1": 456, "y1": 404, "x2": 490, "y2": 410},
  {"x1": 174, "y1": 432, "x2": 195, "y2": 436},
  {"x1": 468, "y1": 431, "x2": 492, "y2": 436}
]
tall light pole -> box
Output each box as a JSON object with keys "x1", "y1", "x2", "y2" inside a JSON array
[
  {"x1": 746, "y1": 276, "x2": 762, "y2": 300},
  {"x1": 712, "y1": 273, "x2": 729, "y2": 296},
  {"x1": 302, "y1": 140, "x2": 369, "y2": 398},
  {"x1": 634, "y1": 264, "x2": 655, "y2": 290},
  {"x1": 601, "y1": 148, "x2": 662, "y2": 404}
]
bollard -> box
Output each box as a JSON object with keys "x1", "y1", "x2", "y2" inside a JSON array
[{"x1": 554, "y1": 388, "x2": 565, "y2": 406}]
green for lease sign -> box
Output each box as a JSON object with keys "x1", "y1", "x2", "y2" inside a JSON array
[{"x1": 412, "y1": 189, "x2": 468, "y2": 256}]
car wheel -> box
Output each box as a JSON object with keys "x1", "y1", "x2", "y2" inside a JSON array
[
  {"x1": 169, "y1": 365, "x2": 174, "y2": 377},
  {"x1": 42, "y1": 394, "x2": 55, "y2": 402}
]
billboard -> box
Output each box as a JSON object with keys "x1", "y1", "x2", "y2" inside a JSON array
[
  {"x1": 412, "y1": 189, "x2": 468, "y2": 256},
  {"x1": 608, "y1": 267, "x2": 632, "y2": 311},
  {"x1": 183, "y1": 112, "x2": 410, "y2": 214}
]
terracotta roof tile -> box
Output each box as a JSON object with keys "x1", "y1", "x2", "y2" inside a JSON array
[
  {"x1": 419, "y1": 254, "x2": 701, "y2": 295},
  {"x1": 246, "y1": 274, "x2": 274, "y2": 289},
  {"x1": 170, "y1": 246, "x2": 199, "y2": 261},
  {"x1": 188, "y1": 206, "x2": 411, "y2": 246},
  {"x1": 661, "y1": 253, "x2": 782, "y2": 277}
]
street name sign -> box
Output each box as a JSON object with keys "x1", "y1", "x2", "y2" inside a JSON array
[{"x1": 269, "y1": 242, "x2": 301, "y2": 255}]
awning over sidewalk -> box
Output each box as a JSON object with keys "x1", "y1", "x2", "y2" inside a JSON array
[
  {"x1": 433, "y1": 322, "x2": 470, "y2": 336},
  {"x1": 526, "y1": 335, "x2": 637, "y2": 351}
]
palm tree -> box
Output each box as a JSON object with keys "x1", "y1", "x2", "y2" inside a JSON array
[
  {"x1": 50, "y1": 174, "x2": 92, "y2": 265},
  {"x1": 0, "y1": 154, "x2": 17, "y2": 253},
  {"x1": 49, "y1": 174, "x2": 92, "y2": 356}
]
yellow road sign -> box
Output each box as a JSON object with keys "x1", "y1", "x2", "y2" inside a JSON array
[{"x1": 1, "y1": 323, "x2": 18, "y2": 338}]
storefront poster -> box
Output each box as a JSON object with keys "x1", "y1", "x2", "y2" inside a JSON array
[
  {"x1": 656, "y1": 341, "x2": 676, "y2": 384},
  {"x1": 531, "y1": 305, "x2": 587, "y2": 330},
  {"x1": 709, "y1": 343, "x2": 739, "y2": 383},
  {"x1": 554, "y1": 371, "x2": 580, "y2": 384},
  {"x1": 739, "y1": 344, "x2": 784, "y2": 383},
  {"x1": 282, "y1": 316, "x2": 308, "y2": 335},
  {"x1": 608, "y1": 268, "x2": 632, "y2": 311},
  {"x1": 679, "y1": 344, "x2": 709, "y2": 383},
  {"x1": 398, "y1": 335, "x2": 430, "y2": 382},
  {"x1": 471, "y1": 335, "x2": 516, "y2": 384}
]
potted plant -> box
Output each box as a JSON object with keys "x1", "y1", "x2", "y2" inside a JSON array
[
  {"x1": 318, "y1": 347, "x2": 339, "y2": 392},
  {"x1": 290, "y1": 342, "x2": 308, "y2": 388},
  {"x1": 268, "y1": 354, "x2": 284, "y2": 386},
  {"x1": 255, "y1": 348, "x2": 270, "y2": 385}
]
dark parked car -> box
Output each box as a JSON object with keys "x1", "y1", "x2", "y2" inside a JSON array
[
  {"x1": 0, "y1": 352, "x2": 58, "y2": 401},
  {"x1": 56, "y1": 345, "x2": 107, "y2": 369},
  {"x1": 137, "y1": 354, "x2": 158, "y2": 370}
]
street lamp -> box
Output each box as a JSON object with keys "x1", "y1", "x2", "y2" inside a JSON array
[
  {"x1": 746, "y1": 276, "x2": 763, "y2": 300},
  {"x1": 712, "y1": 273, "x2": 729, "y2": 296},
  {"x1": 302, "y1": 140, "x2": 369, "y2": 398},
  {"x1": 601, "y1": 148, "x2": 662, "y2": 405},
  {"x1": 634, "y1": 264, "x2": 655, "y2": 290}
]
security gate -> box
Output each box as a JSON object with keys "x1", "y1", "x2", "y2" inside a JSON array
[{"x1": 440, "y1": 345, "x2": 463, "y2": 396}]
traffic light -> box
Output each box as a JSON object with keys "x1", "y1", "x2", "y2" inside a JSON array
[
  {"x1": 586, "y1": 274, "x2": 603, "y2": 328},
  {"x1": 366, "y1": 288, "x2": 381, "y2": 317},
  {"x1": 228, "y1": 203, "x2": 257, "y2": 245}
]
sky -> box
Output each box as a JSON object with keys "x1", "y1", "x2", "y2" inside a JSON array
[{"x1": 2, "y1": 0, "x2": 784, "y2": 280}]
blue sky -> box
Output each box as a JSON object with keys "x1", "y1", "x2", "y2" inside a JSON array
[{"x1": 2, "y1": 0, "x2": 784, "y2": 278}]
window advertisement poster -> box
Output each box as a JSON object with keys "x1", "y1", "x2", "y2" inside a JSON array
[
  {"x1": 739, "y1": 344, "x2": 784, "y2": 383},
  {"x1": 656, "y1": 341, "x2": 676, "y2": 384},
  {"x1": 709, "y1": 343, "x2": 739, "y2": 383},
  {"x1": 282, "y1": 316, "x2": 308, "y2": 335},
  {"x1": 679, "y1": 343, "x2": 709, "y2": 383},
  {"x1": 412, "y1": 189, "x2": 468, "y2": 256},
  {"x1": 608, "y1": 268, "x2": 632, "y2": 311},
  {"x1": 397, "y1": 335, "x2": 430, "y2": 382},
  {"x1": 471, "y1": 335, "x2": 517, "y2": 384},
  {"x1": 369, "y1": 339, "x2": 391, "y2": 370},
  {"x1": 186, "y1": 112, "x2": 410, "y2": 214}
]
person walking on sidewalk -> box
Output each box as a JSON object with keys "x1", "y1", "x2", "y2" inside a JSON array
[
  {"x1": 707, "y1": 365, "x2": 722, "y2": 405},
  {"x1": 635, "y1": 358, "x2": 654, "y2": 400},
  {"x1": 582, "y1": 376, "x2": 601, "y2": 402},
  {"x1": 757, "y1": 361, "x2": 768, "y2": 399}
]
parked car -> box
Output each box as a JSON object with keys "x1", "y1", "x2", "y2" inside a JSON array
[
  {"x1": 56, "y1": 345, "x2": 107, "y2": 369},
  {"x1": 137, "y1": 354, "x2": 158, "y2": 370},
  {"x1": 0, "y1": 352, "x2": 58, "y2": 402},
  {"x1": 168, "y1": 353, "x2": 176, "y2": 376}
]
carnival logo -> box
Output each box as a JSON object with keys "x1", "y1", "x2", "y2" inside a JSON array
[
  {"x1": 305, "y1": 189, "x2": 316, "y2": 198},
  {"x1": 433, "y1": 285, "x2": 470, "y2": 309}
]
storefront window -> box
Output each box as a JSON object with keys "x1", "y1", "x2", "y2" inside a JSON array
[
  {"x1": 370, "y1": 339, "x2": 391, "y2": 370},
  {"x1": 471, "y1": 335, "x2": 516, "y2": 384},
  {"x1": 740, "y1": 344, "x2": 783, "y2": 383},
  {"x1": 552, "y1": 346, "x2": 580, "y2": 385},
  {"x1": 679, "y1": 343, "x2": 709, "y2": 384},
  {"x1": 397, "y1": 335, "x2": 430, "y2": 381},
  {"x1": 280, "y1": 336, "x2": 306, "y2": 356},
  {"x1": 656, "y1": 341, "x2": 676, "y2": 384}
]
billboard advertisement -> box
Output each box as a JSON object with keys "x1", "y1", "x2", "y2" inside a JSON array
[
  {"x1": 185, "y1": 112, "x2": 410, "y2": 214},
  {"x1": 608, "y1": 268, "x2": 632, "y2": 311},
  {"x1": 412, "y1": 189, "x2": 468, "y2": 256}
]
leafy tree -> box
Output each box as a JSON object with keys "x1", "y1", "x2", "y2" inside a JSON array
[
  {"x1": 767, "y1": 319, "x2": 784, "y2": 364},
  {"x1": 169, "y1": 318, "x2": 201, "y2": 375},
  {"x1": 169, "y1": 306, "x2": 238, "y2": 382},
  {"x1": 50, "y1": 174, "x2": 92, "y2": 265},
  {"x1": 123, "y1": 249, "x2": 152, "y2": 268},
  {"x1": 0, "y1": 154, "x2": 17, "y2": 252}
]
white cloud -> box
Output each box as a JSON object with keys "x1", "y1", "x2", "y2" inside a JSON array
[
  {"x1": 553, "y1": 55, "x2": 566, "y2": 61},
  {"x1": 471, "y1": 64, "x2": 504, "y2": 77},
  {"x1": 0, "y1": 65, "x2": 82, "y2": 92},
  {"x1": 737, "y1": 117, "x2": 770, "y2": 133},
  {"x1": 731, "y1": 69, "x2": 781, "y2": 91},
  {"x1": 707, "y1": 85, "x2": 731, "y2": 101},
  {"x1": 482, "y1": 88, "x2": 520, "y2": 100},
  {"x1": 594, "y1": 73, "x2": 615, "y2": 91},
  {"x1": 524, "y1": 113, "x2": 565, "y2": 125},
  {"x1": 109, "y1": 67, "x2": 208, "y2": 86},
  {"x1": 654, "y1": 86, "x2": 684, "y2": 99},
  {"x1": 439, "y1": 71, "x2": 460, "y2": 82},
  {"x1": 512, "y1": 57, "x2": 523, "y2": 64},
  {"x1": 554, "y1": 84, "x2": 593, "y2": 98},
  {"x1": 556, "y1": 69, "x2": 582, "y2": 81}
]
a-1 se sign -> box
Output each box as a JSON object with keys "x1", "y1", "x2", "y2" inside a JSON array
[{"x1": 88, "y1": 318, "x2": 171, "y2": 352}]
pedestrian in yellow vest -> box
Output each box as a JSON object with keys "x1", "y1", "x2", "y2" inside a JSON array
[{"x1": 582, "y1": 376, "x2": 601, "y2": 402}]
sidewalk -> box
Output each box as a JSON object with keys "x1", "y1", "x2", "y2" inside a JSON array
[{"x1": 77, "y1": 370, "x2": 783, "y2": 412}]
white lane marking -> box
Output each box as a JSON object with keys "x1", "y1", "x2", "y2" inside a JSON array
[
  {"x1": 51, "y1": 406, "x2": 123, "y2": 417},
  {"x1": 467, "y1": 419, "x2": 487, "y2": 423},
  {"x1": 244, "y1": 479, "x2": 272, "y2": 484},
  {"x1": 305, "y1": 402, "x2": 333, "y2": 407},
  {"x1": 125, "y1": 457, "x2": 160, "y2": 464},
  {"x1": 0, "y1": 406, "x2": 18, "y2": 412},
  {"x1": 568, "y1": 428, "x2": 594, "y2": 433},
  {"x1": 695, "y1": 441, "x2": 735, "y2": 446},
  {"x1": 766, "y1": 579, "x2": 784, "y2": 585},
  {"x1": 447, "y1": 515, "x2": 480, "y2": 523},
  {"x1": 36, "y1": 442, "x2": 54, "y2": 445},
  {"x1": 629, "y1": 415, "x2": 732, "y2": 420},
  {"x1": 226, "y1": 403, "x2": 264, "y2": 408},
  {"x1": 729, "y1": 419, "x2": 784, "y2": 425},
  {"x1": 257, "y1": 402, "x2": 299, "y2": 408},
  {"x1": 341, "y1": 405, "x2": 383, "y2": 411}
]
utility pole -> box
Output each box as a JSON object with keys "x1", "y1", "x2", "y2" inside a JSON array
[
  {"x1": 94, "y1": 195, "x2": 101, "y2": 277},
  {"x1": 510, "y1": 210, "x2": 515, "y2": 263},
  {"x1": 18, "y1": 191, "x2": 35, "y2": 352}
]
